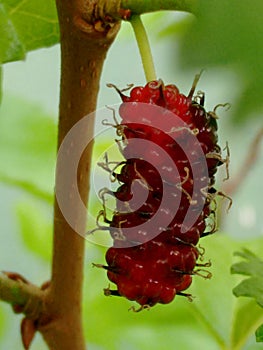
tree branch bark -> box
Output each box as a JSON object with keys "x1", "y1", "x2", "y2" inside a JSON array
[
  {"x1": 38, "y1": 2, "x2": 120, "y2": 349},
  {"x1": 120, "y1": 0, "x2": 198, "y2": 16},
  {"x1": 222, "y1": 127, "x2": 263, "y2": 197},
  {"x1": 70, "y1": 0, "x2": 198, "y2": 22}
]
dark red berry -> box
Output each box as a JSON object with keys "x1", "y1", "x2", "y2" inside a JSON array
[{"x1": 94, "y1": 79, "x2": 225, "y2": 308}]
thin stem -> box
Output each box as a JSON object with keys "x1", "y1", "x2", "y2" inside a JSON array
[
  {"x1": 0, "y1": 273, "x2": 43, "y2": 316},
  {"x1": 130, "y1": 15, "x2": 157, "y2": 82},
  {"x1": 222, "y1": 127, "x2": 263, "y2": 197}
]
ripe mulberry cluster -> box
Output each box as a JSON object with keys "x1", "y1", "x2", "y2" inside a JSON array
[{"x1": 93, "y1": 78, "x2": 227, "y2": 310}]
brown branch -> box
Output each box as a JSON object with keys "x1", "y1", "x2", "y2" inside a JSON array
[
  {"x1": 37, "y1": 2, "x2": 121, "y2": 350},
  {"x1": 223, "y1": 127, "x2": 263, "y2": 197},
  {"x1": 107, "y1": 0, "x2": 198, "y2": 19},
  {"x1": 119, "y1": 0, "x2": 198, "y2": 16},
  {"x1": 218, "y1": 126, "x2": 263, "y2": 228}
]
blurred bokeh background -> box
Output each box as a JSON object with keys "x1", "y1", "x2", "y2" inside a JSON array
[{"x1": 0, "y1": 7, "x2": 263, "y2": 349}]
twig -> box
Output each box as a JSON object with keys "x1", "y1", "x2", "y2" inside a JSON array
[
  {"x1": 223, "y1": 127, "x2": 263, "y2": 197},
  {"x1": 0, "y1": 273, "x2": 43, "y2": 317}
]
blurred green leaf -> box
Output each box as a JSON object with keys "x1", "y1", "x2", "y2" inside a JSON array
[
  {"x1": 0, "y1": 174, "x2": 53, "y2": 203},
  {"x1": 0, "y1": 94, "x2": 57, "y2": 197},
  {"x1": 231, "y1": 299, "x2": 263, "y2": 348},
  {"x1": 0, "y1": 2, "x2": 24, "y2": 62},
  {"x1": 189, "y1": 234, "x2": 236, "y2": 348},
  {"x1": 16, "y1": 200, "x2": 52, "y2": 261},
  {"x1": 187, "y1": 234, "x2": 263, "y2": 350},
  {"x1": 256, "y1": 324, "x2": 263, "y2": 343},
  {"x1": 158, "y1": 14, "x2": 194, "y2": 39},
  {"x1": 180, "y1": 0, "x2": 263, "y2": 66},
  {"x1": 176, "y1": 0, "x2": 263, "y2": 123},
  {"x1": 83, "y1": 234, "x2": 263, "y2": 350},
  {"x1": 0, "y1": 66, "x2": 2, "y2": 102},
  {"x1": 0, "y1": 0, "x2": 59, "y2": 64},
  {"x1": 0, "y1": 307, "x2": 5, "y2": 339},
  {"x1": 231, "y1": 249, "x2": 263, "y2": 345},
  {"x1": 84, "y1": 255, "x2": 220, "y2": 350}
]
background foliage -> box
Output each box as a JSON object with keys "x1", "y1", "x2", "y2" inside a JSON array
[{"x1": 0, "y1": 1, "x2": 263, "y2": 349}]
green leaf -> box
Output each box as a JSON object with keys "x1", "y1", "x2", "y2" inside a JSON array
[
  {"x1": 176, "y1": 0, "x2": 263, "y2": 123},
  {"x1": 0, "y1": 2, "x2": 24, "y2": 62},
  {"x1": 256, "y1": 324, "x2": 263, "y2": 342},
  {"x1": 232, "y1": 249, "x2": 263, "y2": 277},
  {"x1": 245, "y1": 283, "x2": 263, "y2": 302},
  {"x1": 231, "y1": 249, "x2": 263, "y2": 307},
  {"x1": 0, "y1": 0, "x2": 59, "y2": 63},
  {"x1": 16, "y1": 200, "x2": 52, "y2": 261},
  {"x1": 0, "y1": 94, "x2": 57, "y2": 198}
]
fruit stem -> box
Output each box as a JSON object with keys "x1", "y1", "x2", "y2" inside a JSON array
[{"x1": 130, "y1": 15, "x2": 157, "y2": 82}]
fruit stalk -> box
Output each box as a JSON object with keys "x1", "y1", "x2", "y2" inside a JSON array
[{"x1": 130, "y1": 15, "x2": 157, "y2": 82}]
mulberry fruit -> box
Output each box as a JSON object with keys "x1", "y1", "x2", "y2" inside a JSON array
[{"x1": 93, "y1": 78, "x2": 228, "y2": 310}]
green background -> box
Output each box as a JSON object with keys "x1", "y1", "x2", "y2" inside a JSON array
[{"x1": 0, "y1": 1, "x2": 263, "y2": 349}]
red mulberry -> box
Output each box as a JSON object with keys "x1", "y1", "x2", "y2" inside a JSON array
[{"x1": 93, "y1": 78, "x2": 227, "y2": 310}]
